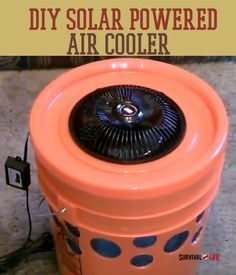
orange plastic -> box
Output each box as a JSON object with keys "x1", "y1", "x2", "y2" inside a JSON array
[{"x1": 30, "y1": 58, "x2": 228, "y2": 275}]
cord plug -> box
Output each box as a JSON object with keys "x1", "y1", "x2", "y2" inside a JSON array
[{"x1": 5, "y1": 156, "x2": 31, "y2": 190}]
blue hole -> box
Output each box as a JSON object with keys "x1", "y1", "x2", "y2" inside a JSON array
[
  {"x1": 133, "y1": 236, "x2": 157, "y2": 248},
  {"x1": 164, "y1": 231, "x2": 189, "y2": 252},
  {"x1": 65, "y1": 222, "x2": 80, "y2": 237},
  {"x1": 131, "y1": 255, "x2": 153, "y2": 267},
  {"x1": 192, "y1": 227, "x2": 203, "y2": 244},
  {"x1": 66, "y1": 238, "x2": 82, "y2": 255},
  {"x1": 196, "y1": 211, "x2": 205, "y2": 223},
  {"x1": 91, "y1": 239, "x2": 121, "y2": 258}
]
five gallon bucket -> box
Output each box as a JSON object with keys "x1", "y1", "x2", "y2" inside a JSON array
[{"x1": 30, "y1": 58, "x2": 228, "y2": 275}]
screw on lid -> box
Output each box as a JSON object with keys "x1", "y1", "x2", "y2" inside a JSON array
[{"x1": 69, "y1": 85, "x2": 186, "y2": 164}]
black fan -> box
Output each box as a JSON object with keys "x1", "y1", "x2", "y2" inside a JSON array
[{"x1": 69, "y1": 85, "x2": 186, "y2": 164}]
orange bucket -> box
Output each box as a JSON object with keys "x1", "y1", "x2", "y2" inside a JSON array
[{"x1": 30, "y1": 58, "x2": 228, "y2": 275}]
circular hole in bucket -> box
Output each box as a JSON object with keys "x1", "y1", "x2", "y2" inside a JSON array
[
  {"x1": 164, "y1": 231, "x2": 189, "y2": 253},
  {"x1": 133, "y1": 236, "x2": 157, "y2": 248},
  {"x1": 65, "y1": 222, "x2": 80, "y2": 237},
  {"x1": 192, "y1": 227, "x2": 203, "y2": 244},
  {"x1": 196, "y1": 211, "x2": 205, "y2": 223},
  {"x1": 91, "y1": 239, "x2": 121, "y2": 258},
  {"x1": 66, "y1": 238, "x2": 82, "y2": 255},
  {"x1": 130, "y1": 255, "x2": 153, "y2": 267}
]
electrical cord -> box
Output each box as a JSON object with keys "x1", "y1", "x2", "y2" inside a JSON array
[
  {"x1": 0, "y1": 133, "x2": 55, "y2": 273},
  {"x1": 23, "y1": 132, "x2": 32, "y2": 246},
  {"x1": 23, "y1": 132, "x2": 29, "y2": 163},
  {"x1": 24, "y1": 187, "x2": 33, "y2": 246}
]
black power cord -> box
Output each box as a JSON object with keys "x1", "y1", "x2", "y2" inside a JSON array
[
  {"x1": 23, "y1": 132, "x2": 32, "y2": 246},
  {"x1": 25, "y1": 187, "x2": 33, "y2": 246},
  {"x1": 1, "y1": 133, "x2": 55, "y2": 273},
  {"x1": 23, "y1": 132, "x2": 29, "y2": 163}
]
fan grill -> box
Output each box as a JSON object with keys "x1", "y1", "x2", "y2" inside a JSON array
[{"x1": 69, "y1": 85, "x2": 186, "y2": 164}]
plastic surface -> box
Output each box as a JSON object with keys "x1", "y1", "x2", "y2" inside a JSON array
[{"x1": 30, "y1": 58, "x2": 228, "y2": 275}]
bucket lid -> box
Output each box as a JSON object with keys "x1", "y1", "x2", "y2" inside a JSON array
[{"x1": 30, "y1": 58, "x2": 228, "y2": 199}]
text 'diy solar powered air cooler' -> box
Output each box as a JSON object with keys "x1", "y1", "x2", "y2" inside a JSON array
[{"x1": 30, "y1": 59, "x2": 228, "y2": 275}]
